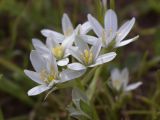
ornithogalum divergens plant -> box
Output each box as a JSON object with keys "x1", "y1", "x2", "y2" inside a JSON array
[{"x1": 24, "y1": 2, "x2": 142, "y2": 119}]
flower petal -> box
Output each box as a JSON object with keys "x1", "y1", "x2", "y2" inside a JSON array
[
  {"x1": 121, "y1": 68, "x2": 129, "y2": 88},
  {"x1": 41, "y1": 29, "x2": 64, "y2": 43},
  {"x1": 46, "y1": 52, "x2": 58, "y2": 73},
  {"x1": 69, "y1": 47, "x2": 82, "y2": 63},
  {"x1": 91, "y1": 40, "x2": 102, "y2": 60},
  {"x1": 116, "y1": 35, "x2": 139, "y2": 47},
  {"x1": 79, "y1": 35, "x2": 98, "y2": 45},
  {"x1": 75, "y1": 36, "x2": 89, "y2": 53},
  {"x1": 24, "y1": 70, "x2": 45, "y2": 84},
  {"x1": 89, "y1": 52, "x2": 116, "y2": 67},
  {"x1": 104, "y1": 9, "x2": 118, "y2": 34},
  {"x1": 125, "y1": 82, "x2": 142, "y2": 91},
  {"x1": 87, "y1": 14, "x2": 103, "y2": 37},
  {"x1": 46, "y1": 37, "x2": 59, "y2": 50},
  {"x1": 74, "y1": 24, "x2": 81, "y2": 35},
  {"x1": 67, "y1": 62, "x2": 86, "y2": 71},
  {"x1": 64, "y1": 48, "x2": 71, "y2": 57},
  {"x1": 62, "y1": 13, "x2": 74, "y2": 36},
  {"x1": 30, "y1": 50, "x2": 46, "y2": 72},
  {"x1": 28, "y1": 85, "x2": 50, "y2": 96},
  {"x1": 80, "y1": 21, "x2": 92, "y2": 34},
  {"x1": 111, "y1": 68, "x2": 121, "y2": 82},
  {"x1": 116, "y1": 17, "x2": 135, "y2": 42},
  {"x1": 32, "y1": 38, "x2": 49, "y2": 53},
  {"x1": 62, "y1": 32, "x2": 75, "y2": 49},
  {"x1": 59, "y1": 69, "x2": 86, "y2": 83},
  {"x1": 57, "y1": 58, "x2": 69, "y2": 66}
]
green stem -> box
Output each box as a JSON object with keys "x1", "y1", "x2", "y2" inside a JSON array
[
  {"x1": 110, "y1": 0, "x2": 115, "y2": 9},
  {"x1": 82, "y1": 67, "x2": 97, "y2": 86},
  {"x1": 86, "y1": 66, "x2": 102, "y2": 102},
  {"x1": 104, "y1": 85, "x2": 114, "y2": 107}
]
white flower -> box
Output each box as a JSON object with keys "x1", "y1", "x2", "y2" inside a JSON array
[
  {"x1": 24, "y1": 50, "x2": 85, "y2": 96},
  {"x1": 110, "y1": 68, "x2": 142, "y2": 92},
  {"x1": 41, "y1": 13, "x2": 92, "y2": 42},
  {"x1": 87, "y1": 9, "x2": 139, "y2": 48},
  {"x1": 67, "y1": 36, "x2": 116, "y2": 71},
  {"x1": 32, "y1": 32, "x2": 75, "y2": 66}
]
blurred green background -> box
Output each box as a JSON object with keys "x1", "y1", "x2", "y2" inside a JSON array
[{"x1": 0, "y1": 0, "x2": 160, "y2": 120}]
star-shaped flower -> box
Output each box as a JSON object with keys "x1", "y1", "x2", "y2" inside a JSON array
[
  {"x1": 32, "y1": 32, "x2": 75, "y2": 66},
  {"x1": 67, "y1": 36, "x2": 116, "y2": 71},
  {"x1": 41, "y1": 13, "x2": 91, "y2": 43},
  {"x1": 24, "y1": 50, "x2": 85, "y2": 96},
  {"x1": 88, "y1": 9, "x2": 139, "y2": 48},
  {"x1": 110, "y1": 68, "x2": 142, "y2": 92}
]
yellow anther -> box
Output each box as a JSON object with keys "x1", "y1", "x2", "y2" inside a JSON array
[
  {"x1": 81, "y1": 49, "x2": 93, "y2": 65},
  {"x1": 52, "y1": 46, "x2": 64, "y2": 60},
  {"x1": 40, "y1": 69, "x2": 57, "y2": 84}
]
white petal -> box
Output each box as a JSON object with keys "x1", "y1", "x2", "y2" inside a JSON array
[
  {"x1": 87, "y1": 14, "x2": 103, "y2": 37},
  {"x1": 79, "y1": 35, "x2": 98, "y2": 45},
  {"x1": 104, "y1": 9, "x2": 118, "y2": 33},
  {"x1": 30, "y1": 50, "x2": 46, "y2": 72},
  {"x1": 57, "y1": 58, "x2": 69, "y2": 66},
  {"x1": 89, "y1": 52, "x2": 116, "y2": 67},
  {"x1": 121, "y1": 68, "x2": 129, "y2": 88},
  {"x1": 91, "y1": 40, "x2": 102, "y2": 60},
  {"x1": 125, "y1": 82, "x2": 142, "y2": 91},
  {"x1": 67, "y1": 63, "x2": 86, "y2": 71},
  {"x1": 59, "y1": 69, "x2": 86, "y2": 83},
  {"x1": 28, "y1": 85, "x2": 50, "y2": 96},
  {"x1": 116, "y1": 17, "x2": 135, "y2": 42},
  {"x1": 62, "y1": 32, "x2": 75, "y2": 49},
  {"x1": 46, "y1": 37, "x2": 59, "y2": 49},
  {"x1": 24, "y1": 70, "x2": 45, "y2": 84},
  {"x1": 31, "y1": 39, "x2": 49, "y2": 59},
  {"x1": 115, "y1": 35, "x2": 139, "y2": 47},
  {"x1": 74, "y1": 24, "x2": 81, "y2": 35},
  {"x1": 111, "y1": 68, "x2": 121, "y2": 81},
  {"x1": 75, "y1": 36, "x2": 89, "y2": 52},
  {"x1": 68, "y1": 47, "x2": 82, "y2": 63},
  {"x1": 62, "y1": 13, "x2": 74, "y2": 36},
  {"x1": 41, "y1": 29, "x2": 64, "y2": 43},
  {"x1": 80, "y1": 21, "x2": 92, "y2": 34},
  {"x1": 47, "y1": 52, "x2": 58, "y2": 73},
  {"x1": 32, "y1": 38, "x2": 49, "y2": 53},
  {"x1": 64, "y1": 48, "x2": 71, "y2": 57}
]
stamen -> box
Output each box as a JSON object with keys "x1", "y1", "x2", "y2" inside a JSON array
[
  {"x1": 52, "y1": 46, "x2": 64, "y2": 60},
  {"x1": 40, "y1": 69, "x2": 57, "y2": 84},
  {"x1": 81, "y1": 49, "x2": 93, "y2": 65}
]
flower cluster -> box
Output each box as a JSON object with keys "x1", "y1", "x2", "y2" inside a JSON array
[{"x1": 24, "y1": 9, "x2": 139, "y2": 96}]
